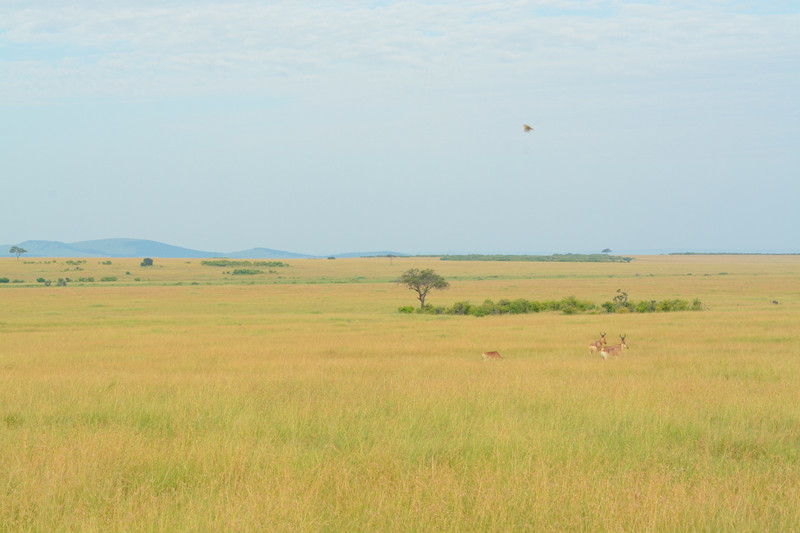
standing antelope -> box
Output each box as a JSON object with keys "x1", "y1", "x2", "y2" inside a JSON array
[
  {"x1": 482, "y1": 351, "x2": 504, "y2": 361},
  {"x1": 588, "y1": 332, "x2": 607, "y2": 355},
  {"x1": 600, "y1": 335, "x2": 628, "y2": 359}
]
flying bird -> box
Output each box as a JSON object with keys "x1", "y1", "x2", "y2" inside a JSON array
[{"x1": 523, "y1": 124, "x2": 534, "y2": 132}]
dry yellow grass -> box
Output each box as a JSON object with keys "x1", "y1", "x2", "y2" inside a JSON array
[{"x1": 1, "y1": 255, "x2": 799, "y2": 530}]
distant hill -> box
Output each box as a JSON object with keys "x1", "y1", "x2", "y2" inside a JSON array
[
  {"x1": 4, "y1": 239, "x2": 222, "y2": 259},
  {"x1": 2, "y1": 239, "x2": 406, "y2": 259},
  {"x1": 330, "y1": 251, "x2": 408, "y2": 258},
  {"x1": 225, "y1": 247, "x2": 315, "y2": 259},
  {"x1": 6, "y1": 240, "x2": 94, "y2": 257},
  {"x1": 69, "y1": 239, "x2": 221, "y2": 258}
]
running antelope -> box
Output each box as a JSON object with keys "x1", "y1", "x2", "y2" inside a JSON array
[
  {"x1": 600, "y1": 335, "x2": 628, "y2": 359},
  {"x1": 588, "y1": 332, "x2": 607, "y2": 355},
  {"x1": 482, "y1": 351, "x2": 504, "y2": 361}
]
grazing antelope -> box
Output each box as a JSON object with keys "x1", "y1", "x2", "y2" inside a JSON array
[
  {"x1": 588, "y1": 332, "x2": 607, "y2": 355},
  {"x1": 482, "y1": 351, "x2": 504, "y2": 361},
  {"x1": 600, "y1": 335, "x2": 628, "y2": 359}
]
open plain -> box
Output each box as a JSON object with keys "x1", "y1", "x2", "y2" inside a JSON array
[{"x1": 1, "y1": 255, "x2": 799, "y2": 531}]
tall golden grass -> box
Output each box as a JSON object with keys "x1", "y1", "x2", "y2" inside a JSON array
[{"x1": 1, "y1": 255, "x2": 799, "y2": 530}]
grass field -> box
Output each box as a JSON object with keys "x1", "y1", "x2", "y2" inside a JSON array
[{"x1": 1, "y1": 255, "x2": 799, "y2": 531}]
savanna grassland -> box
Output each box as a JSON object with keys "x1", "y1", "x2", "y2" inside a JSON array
[{"x1": 1, "y1": 255, "x2": 799, "y2": 531}]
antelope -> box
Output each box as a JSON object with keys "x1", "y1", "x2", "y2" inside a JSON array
[
  {"x1": 600, "y1": 335, "x2": 628, "y2": 359},
  {"x1": 482, "y1": 351, "x2": 504, "y2": 361},
  {"x1": 588, "y1": 332, "x2": 607, "y2": 355}
]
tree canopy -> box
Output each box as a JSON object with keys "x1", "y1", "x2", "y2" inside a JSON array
[
  {"x1": 396, "y1": 268, "x2": 449, "y2": 308},
  {"x1": 9, "y1": 246, "x2": 27, "y2": 260}
]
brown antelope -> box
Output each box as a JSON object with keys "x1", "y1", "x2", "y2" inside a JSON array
[
  {"x1": 482, "y1": 351, "x2": 504, "y2": 361},
  {"x1": 600, "y1": 335, "x2": 628, "y2": 359},
  {"x1": 588, "y1": 332, "x2": 607, "y2": 355}
]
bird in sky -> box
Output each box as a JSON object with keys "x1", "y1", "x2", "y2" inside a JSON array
[{"x1": 523, "y1": 124, "x2": 534, "y2": 132}]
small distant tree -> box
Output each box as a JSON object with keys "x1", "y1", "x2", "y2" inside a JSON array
[
  {"x1": 613, "y1": 289, "x2": 628, "y2": 308},
  {"x1": 602, "y1": 248, "x2": 612, "y2": 254},
  {"x1": 396, "y1": 268, "x2": 449, "y2": 309},
  {"x1": 10, "y1": 246, "x2": 27, "y2": 260},
  {"x1": 141, "y1": 257, "x2": 154, "y2": 267}
]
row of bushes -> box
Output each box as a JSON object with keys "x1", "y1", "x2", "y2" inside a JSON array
[
  {"x1": 33, "y1": 277, "x2": 118, "y2": 285},
  {"x1": 399, "y1": 296, "x2": 597, "y2": 316},
  {"x1": 399, "y1": 296, "x2": 704, "y2": 316},
  {"x1": 602, "y1": 298, "x2": 703, "y2": 313},
  {"x1": 231, "y1": 269, "x2": 264, "y2": 275},
  {"x1": 1, "y1": 277, "x2": 122, "y2": 285},
  {"x1": 202, "y1": 260, "x2": 288, "y2": 268}
]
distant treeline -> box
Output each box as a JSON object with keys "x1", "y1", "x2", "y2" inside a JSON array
[
  {"x1": 201, "y1": 260, "x2": 288, "y2": 267},
  {"x1": 669, "y1": 252, "x2": 799, "y2": 256},
  {"x1": 439, "y1": 254, "x2": 633, "y2": 263}
]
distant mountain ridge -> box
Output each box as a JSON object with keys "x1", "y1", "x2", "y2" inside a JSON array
[{"x1": 3, "y1": 239, "x2": 407, "y2": 259}]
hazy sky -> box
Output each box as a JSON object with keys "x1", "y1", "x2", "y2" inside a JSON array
[{"x1": 2, "y1": 0, "x2": 798, "y2": 255}]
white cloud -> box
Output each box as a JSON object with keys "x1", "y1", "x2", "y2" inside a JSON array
[{"x1": 1, "y1": 1, "x2": 797, "y2": 101}]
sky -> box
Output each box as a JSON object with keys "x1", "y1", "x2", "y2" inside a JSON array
[{"x1": 1, "y1": 0, "x2": 798, "y2": 255}]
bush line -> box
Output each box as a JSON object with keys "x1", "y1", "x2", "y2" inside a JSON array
[
  {"x1": 399, "y1": 296, "x2": 703, "y2": 316},
  {"x1": 201, "y1": 260, "x2": 288, "y2": 267},
  {"x1": 439, "y1": 253, "x2": 633, "y2": 263}
]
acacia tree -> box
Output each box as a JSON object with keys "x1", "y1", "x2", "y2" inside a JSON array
[
  {"x1": 9, "y1": 246, "x2": 27, "y2": 260},
  {"x1": 396, "y1": 268, "x2": 449, "y2": 308}
]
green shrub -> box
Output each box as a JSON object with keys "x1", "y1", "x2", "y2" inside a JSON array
[
  {"x1": 527, "y1": 300, "x2": 543, "y2": 313},
  {"x1": 448, "y1": 301, "x2": 472, "y2": 315},
  {"x1": 0, "y1": 278, "x2": 9, "y2": 283},
  {"x1": 100, "y1": 277, "x2": 117, "y2": 282},
  {"x1": 496, "y1": 299, "x2": 512, "y2": 314},
  {"x1": 470, "y1": 306, "x2": 489, "y2": 317},
  {"x1": 559, "y1": 296, "x2": 596, "y2": 312},
  {"x1": 474, "y1": 300, "x2": 497, "y2": 316},
  {"x1": 509, "y1": 299, "x2": 530, "y2": 314},
  {"x1": 398, "y1": 306, "x2": 414, "y2": 313}
]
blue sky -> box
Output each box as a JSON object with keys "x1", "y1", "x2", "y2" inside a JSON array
[{"x1": 1, "y1": 0, "x2": 798, "y2": 255}]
